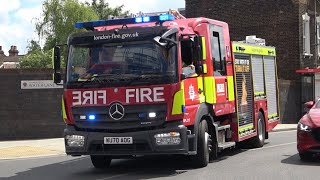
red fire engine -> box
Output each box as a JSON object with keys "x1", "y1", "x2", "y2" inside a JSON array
[{"x1": 53, "y1": 11, "x2": 280, "y2": 168}]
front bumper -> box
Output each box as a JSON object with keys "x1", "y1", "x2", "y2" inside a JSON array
[
  {"x1": 64, "y1": 124, "x2": 190, "y2": 156},
  {"x1": 297, "y1": 129, "x2": 320, "y2": 153}
]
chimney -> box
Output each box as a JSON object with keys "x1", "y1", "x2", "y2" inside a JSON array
[
  {"x1": 0, "y1": 46, "x2": 4, "y2": 56},
  {"x1": 8, "y1": 45, "x2": 19, "y2": 56}
]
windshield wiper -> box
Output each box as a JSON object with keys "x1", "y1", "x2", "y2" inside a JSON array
[{"x1": 78, "y1": 74, "x2": 118, "y2": 87}]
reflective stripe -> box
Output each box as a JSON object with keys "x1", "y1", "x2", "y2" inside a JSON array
[
  {"x1": 232, "y1": 43, "x2": 276, "y2": 56},
  {"x1": 202, "y1": 64, "x2": 208, "y2": 74},
  {"x1": 239, "y1": 123, "x2": 254, "y2": 132},
  {"x1": 201, "y1": 37, "x2": 206, "y2": 60},
  {"x1": 52, "y1": 48, "x2": 54, "y2": 69},
  {"x1": 254, "y1": 92, "x2": 265, "y2": 95},
  {"x1": 204, "y1": 77, "x2": 216, "y2": 104},
  {"x1": 227, "y1": 76, "x2": 235, "y2": 101},
  {"x1": 172, "y1": 82, "x2": 185, "y2": 115},
  {"x1": 268, "y1": 113, "x2": 277, "y2": 118},
  {"x1": 197, "y1": 77, "x2": 205, "y2": 103},
  {"x1": 62, "y1": 97, "x2": 67, "y2": 123}
]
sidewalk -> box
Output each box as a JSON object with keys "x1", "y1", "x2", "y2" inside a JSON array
[
  {"x1": 0, "y1": 138, "x2": 65, "y2": 160},
  {"x1": 0, "y1": 124, "x2": 296, "y2": 160}
]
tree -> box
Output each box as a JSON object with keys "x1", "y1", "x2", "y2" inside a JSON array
[
  {"x1": 86, "y1": 0, "x2": 129, "y2": 20},
  {"x1": 19, "y1": 49, "x2": 52, "y2": 68},
  {"x1": 37, "y1": 0, "x2": 99, "y2": 51},
  {"x1": 21, "y1": 0, "x2": 128, "y2": 68}
]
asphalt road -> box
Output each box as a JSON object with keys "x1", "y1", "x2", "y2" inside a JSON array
[{"x1": 0, "y1": 130, "x2": 319, "y2": 180}]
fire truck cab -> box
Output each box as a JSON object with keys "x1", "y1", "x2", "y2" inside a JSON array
[{"x1": 53, "y1": 12, "x2": 280, "y2": 169}]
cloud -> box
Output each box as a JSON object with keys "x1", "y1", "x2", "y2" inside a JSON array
[
  {"x1": 0, "y1": 0, "x2": 41, "y2": 56},
  {"x1": 0, "y1": 0, "x2": 185, "y2": 56}
]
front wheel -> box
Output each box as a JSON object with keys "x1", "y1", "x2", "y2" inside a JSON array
[
  {"x1": 193, "y1": 120, "x2": 211, "y2": 168},
  {"x1": 90, "y1": 155, "x2": 112, "y2": 169},
  {"x1": 252, "y1": 112, "x2": 266, "y2": 148}
]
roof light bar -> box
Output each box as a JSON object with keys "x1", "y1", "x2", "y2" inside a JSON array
[{"x1": 75, "y1": 14, "x2": 175, "y2": 29}]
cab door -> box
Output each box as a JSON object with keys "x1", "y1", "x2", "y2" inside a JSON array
[{"x1": 209, "y1": 24, "x2": 234, "y2": 115}]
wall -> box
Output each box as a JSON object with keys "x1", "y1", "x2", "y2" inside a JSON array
[
  {"x1": 278, "y1": 79, "x2": 302, "y2": 123},
  {"x1": 0, "y1": 69, "x2": 64, "y2": 140}
]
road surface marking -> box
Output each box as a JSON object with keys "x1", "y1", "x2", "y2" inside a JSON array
[
  {"x1": 249, "y1": 142, "x2": 296, "y2": 151},
  {"x1": 97, "y1": 173, "x2": 130, "y2": 180},
  {"x1": 270, "y1": 130, "x2": 296, "y2": 134},
  {"x1": 60, "y1": 157, "x2": 87, "y2": 164}
]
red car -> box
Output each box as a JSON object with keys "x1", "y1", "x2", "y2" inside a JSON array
[{"x1": 297, "y1": 100, "x2": 320, "y2": 160}]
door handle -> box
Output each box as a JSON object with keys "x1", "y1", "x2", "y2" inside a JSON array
[{"x1": 198, "y1": 88, "x2": 203, "y2": 94}]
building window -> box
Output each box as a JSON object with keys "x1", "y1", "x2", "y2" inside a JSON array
[{"x1": 302, "y1": 12, "x2": 312, "y2": 57}]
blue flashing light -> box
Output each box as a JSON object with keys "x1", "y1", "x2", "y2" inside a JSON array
[
  {"x1": 182, "y1": 105, "x2": 186, "y2": 113},
  {"x1": 75, "y1": 14, "x2": 175, "y2": 29},
  {"x1": 159, "y1": 14, "x2": 175, "y2": 21},
  {"x1": 135, "y1": 17, "x2": 143, "y2": 23},
  {"x1": 88, "y1": 115, "x2": 96, "y2": 120},
  {"x1": 143, "y1": 16, "x2": 150, "y2": 22},
  {"x1": 138, "y1": 113, "x2": 146, "y2": 118}
]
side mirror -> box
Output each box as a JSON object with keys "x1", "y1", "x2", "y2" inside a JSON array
[
  {"x1": 304, "y1": 101, "x2": 315, "y2": 109},
  {"x1": 53, "y1": 46, "x2": 61, "y2": 84},
  {"x1": 153, "y1": 28, "x2": 178, "y2": 48}
]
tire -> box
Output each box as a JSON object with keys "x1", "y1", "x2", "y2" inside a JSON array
[
  {"x1": 193, "y1": 120, "x2": 211, "y2": 168},
  {"x1": 252, "y1": 112, "x2": 266, "y2": 148},
  {"x1": 90, "y1": 155, "x2": 112, "y2": 169},
  {"x1": 299, "y1": 152, "x2": 313, "y2": 161}
]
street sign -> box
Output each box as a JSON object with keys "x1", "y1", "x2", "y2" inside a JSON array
[{"x1": 21, "y1": 80, "x2": 63, "y2": 89}]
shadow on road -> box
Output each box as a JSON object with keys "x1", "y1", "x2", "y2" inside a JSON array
[
  {"x1": 281, "y1": 153, "x2": 320, "y2": 166},
  {"x1": 1, "y1": 148, "x2": 248, "y2": 180}
]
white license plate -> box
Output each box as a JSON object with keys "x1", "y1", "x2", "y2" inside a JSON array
[{"x1": 104, "y1": 137, "x2": 133, "y2": 144}]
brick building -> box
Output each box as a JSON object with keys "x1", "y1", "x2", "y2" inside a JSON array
[
  {"x1": 0, "y1": 45, "x2": 22, "y2": 68},
  {"x1": 185, "y1": 0, "x2": 320, "y2": 123}
]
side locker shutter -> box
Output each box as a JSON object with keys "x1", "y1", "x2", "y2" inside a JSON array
[
  {"x1": 264, "y1": 56, "x2": 278, "y2": 118},
  {"x1": 251, "y1": 55, "x2": 265, "y2": 97}
]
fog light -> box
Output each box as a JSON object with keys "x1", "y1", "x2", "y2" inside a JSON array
[
  {"x1": 154, "y1": 132, "x2": 181, "y2": 145},
  {"x1": 149, "y1": 112, "x2": 156, "y2": 118},
  {"x1": 65, "y1": 135, "x2": 85, "y2": 147}
]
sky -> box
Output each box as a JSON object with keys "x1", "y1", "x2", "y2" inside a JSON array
[{"x1": 0, "y1": 0, "x2": 185, "y2": 56}]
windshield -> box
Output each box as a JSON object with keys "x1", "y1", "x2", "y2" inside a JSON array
[{"x1": 67, "y1": 41, "x2": 177, "y2": 88}]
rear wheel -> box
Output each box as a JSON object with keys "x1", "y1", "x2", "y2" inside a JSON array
[
  {"x1": 252, "y1": 112, "x2": 265, "y2": 148},
  {"x1": 193, "y1": 120, "x2": 211, "y2": 168},
  {"x1": 90, "y1": 155, "x2": 112, "y2": 169},
  {"x1": 299, "y1": 152, "x2": 313, "y2": 161}
]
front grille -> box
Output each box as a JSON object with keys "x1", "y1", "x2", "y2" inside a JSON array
[
  {"x1": 312, "y1": 128, "x2": 320, "y2": 142},
  {"x1": 88, "y1": 141, "x2": 151, "y2": 153},
  {"x1": 72, "y1": 104, "x2": 167, "y2": 131}
]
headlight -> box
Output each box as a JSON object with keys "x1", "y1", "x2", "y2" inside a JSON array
[
  {"x1": 154, "y1": 132, "x2": 181, "y2": 145},
  {"x1": 65, "y1": 135, "x2": 85, "y2": 147},
  {"x1": 298, "y1": 122, "x2": 311, "y2": 132}
]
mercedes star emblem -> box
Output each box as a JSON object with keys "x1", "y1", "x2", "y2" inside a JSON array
[{"x1": 109, "y1": 103, "x2": 125, "y2": 120}]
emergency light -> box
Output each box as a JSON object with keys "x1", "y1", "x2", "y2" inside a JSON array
[{"x1": 75, "y1": 14, "x2": 175, "y2": 29}]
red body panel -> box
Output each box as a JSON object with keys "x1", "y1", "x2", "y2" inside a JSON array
[{"x1": 63, "y1": 83, "x2": 182, "y2": 124}]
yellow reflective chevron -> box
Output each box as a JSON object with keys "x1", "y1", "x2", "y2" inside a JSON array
[
  {"x1": 61, "y1": 97, "x2": 67, "y2": 123},
  {"x1": 197, "y1": 77, "x2": 205, "y2": 103},
  {"x1": 232, "y1": 43, "x2": 276, "y2": 56},
  {"x1": 202, "y1": 64, "x2": 208, "y2": 74},
  {"x1": 239, "y1": 123, "x2": 254, "y2": 132},
  {"x1": 204, "y1": 77, "x2": 216, "y2": 104},
  {"x1": 172, "y1": 82, "x2": 185, "y2": 115},
  {"x1": 201, "y1": 37, "x2": 206, "y2": 60},
  {"x1": 227, "y1": 76, "x2": 235, "y2": 101},
  {"x1": 52, "y1": 48, "x2": 54, "y2": 69}
]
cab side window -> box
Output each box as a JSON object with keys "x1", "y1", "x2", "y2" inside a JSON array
[{"x1": 210, "y1": 25, "x2": 226, "y2": 76}]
